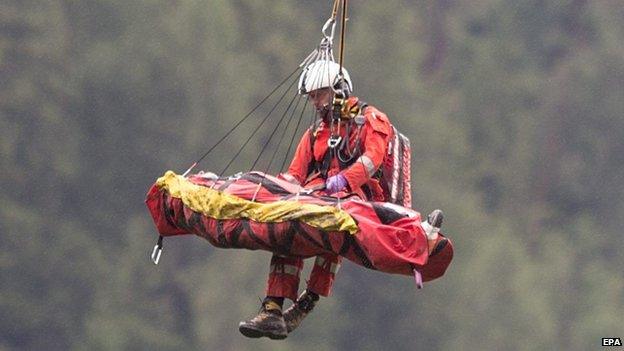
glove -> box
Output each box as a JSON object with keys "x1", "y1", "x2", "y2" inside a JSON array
[{"x1": 325, "y1": 174, "x2": 348, "y2": 194}]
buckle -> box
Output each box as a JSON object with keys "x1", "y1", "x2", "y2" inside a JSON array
[{"x1": 327, "y1": 135, "x2": 342, "y2": 148}]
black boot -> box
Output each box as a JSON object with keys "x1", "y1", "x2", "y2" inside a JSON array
[
  {"x1": 238, "y1": 300, "x2": 288, "y2": 340},
  {"x1": 427, "y1": 209, "x2": 444, "y2": 229},
  {"x1": 424, "y1": 209, "x2": 448, "y2": 256},
  {"x1": 283, "y1": 290, "x2": 318, "y2": 333}
]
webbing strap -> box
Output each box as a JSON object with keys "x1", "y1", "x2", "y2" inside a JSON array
[{"x1": 307, "y1": 100, "x2": 368, "y2": 180}]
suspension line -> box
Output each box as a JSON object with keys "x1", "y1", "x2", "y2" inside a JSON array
[
  {"x1": 250, "y1": 91, "x2": 300, "y2": 172},
  {"x1": 218, "y1": 77, "x2": 300, "y2": 177},
  {"x1": 182, "y1": 66, "x2": 301, "y2": 176},
  {"x1": 280, "y1": 97, "x2": 309, "y2": 172},
  {"x1": 262, "y1": 94, "x2": 304, "y2": 174}
]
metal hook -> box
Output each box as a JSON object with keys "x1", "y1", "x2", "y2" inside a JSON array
[
  {"x1": 322, "y1": 18, "x2": 336, "y2": 40},
  {"x1": 328, "y1": 135, "x2": 342, "y2": 149}
]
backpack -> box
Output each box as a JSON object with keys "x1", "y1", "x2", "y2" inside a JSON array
[{"x1": 380, "y1": 126, "x2": 412, "y2": 208}]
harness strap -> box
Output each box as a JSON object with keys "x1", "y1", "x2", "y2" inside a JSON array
[{"x1": 307, "y1": 100, "x2": 369, "y2": 180}]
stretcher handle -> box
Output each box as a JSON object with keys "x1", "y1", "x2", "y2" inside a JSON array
[{"x1": 151, "y1": 236, "x2": 163, "y2": 265}]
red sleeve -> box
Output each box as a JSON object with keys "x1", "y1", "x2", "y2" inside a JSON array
[
  {"x1": 286, "y1": 129, "x2": 313, "y2": 185},
  {"x1": 342, "y1": 109, "x2": 393, "y2": 191}
]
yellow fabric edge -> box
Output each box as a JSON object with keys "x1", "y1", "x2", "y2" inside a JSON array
[{"x1": 156, "y1": 171, "x2": 359, "y2": 235}]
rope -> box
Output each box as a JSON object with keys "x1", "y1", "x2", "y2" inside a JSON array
[
  {"x1": 218, "y1": 76, "x2": 300, "y2": 177},
  {"x1": 183, "y1": 0, "x2": 343, "y2": 178},
  {"x1": 331, "y1": 0, "x2": 340, "y2": 19},
  {"x1": 251, "y1": 46, "x2": 334, "y2": 199},
  {"x1": 263, "y1": 94, "x2": 303, "y2": 173},
  {"x1": 249, "y1": 92, "x2": 302, "y2": 201},
  {"x1": 250, "y1": 91, "x2": 300, "y2": 172},
  {"x1": 338, "y1": 0, "x2": 348, "y2": 75},
  {"x1": 182, "y1": 66, "x2": 300, "y2": 176},
  {"x1": 280, "y1": 97, "x2": 309, "y2": 172}
]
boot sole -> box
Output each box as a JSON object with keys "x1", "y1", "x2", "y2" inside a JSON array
[{"x1": 239, "y1": 324, "x2": 287, "y2": 340}]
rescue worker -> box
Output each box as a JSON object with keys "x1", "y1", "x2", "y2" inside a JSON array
[{"x1": 239, "y1": 60, "x2": 444, "y2": 339}]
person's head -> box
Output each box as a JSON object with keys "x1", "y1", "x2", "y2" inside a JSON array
[
  {"x1": 308, "y1": 87, "x2": 334, "y2": 111},
  {"x1": 298, "y1": 60, "x2": 353, "y2": 117}
]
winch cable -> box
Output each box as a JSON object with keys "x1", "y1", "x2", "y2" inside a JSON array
[
  {"x1": 327, "y1": 0, "x2": 348, "y2": 210},
  {"x1": 181, "y1": 66, "x2": 301, "y2": 177},
  {"x1": 338, "y1": 0, "x2": 348, "y2": 75}
]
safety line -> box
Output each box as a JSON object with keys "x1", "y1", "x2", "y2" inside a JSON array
[
  {"x1": 218, "y1": 76, "x2": 300, "y2": 177},
  {"x1": 182, "y1": 66, "x2": 300, "y2": 176},
  {"x1": 262, "y1": 94, "x2": 303, "y2": 174},
  {"x1": 338, "y1": 0, "x2": 348, "y2": 74},
  {"x1": 250, "y1": 90, "x2": 301, "y2": 172},
  {"x1": 280, "y1": 97, "x2": 309, "y2": 172},
  {"x1": 251, "y1": 61, "x2": 325, "y2": 199},
  {"x1": 249, "y1": 92, "x2": 303, "y2": 201}
]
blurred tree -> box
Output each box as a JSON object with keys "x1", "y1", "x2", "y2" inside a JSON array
[{"x1": 1, "y1": 0, "x2": 622, "y2": 350}]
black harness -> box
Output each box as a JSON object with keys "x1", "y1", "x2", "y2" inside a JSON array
[
  {"x1": 306, "y1": 101, "x2": 367, "y2": 177},
  {"x1": 305, "y1": 100, "x2": 380, "y2": 199}
]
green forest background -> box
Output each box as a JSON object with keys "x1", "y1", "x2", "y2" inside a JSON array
[{"x1": 1, "y1": 1, "x2": 623, "y2": 350}]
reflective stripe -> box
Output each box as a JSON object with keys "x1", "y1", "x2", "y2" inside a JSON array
[
  {"x1": 314, "y1": 257, "x2": 341, "y2": 274},
  {"x1": 391, "y1": 131, "x2": 400, "y2": 201},
  {"x1": 357, "y1": 155, "x2": 376, "y2": 178},
  {"x1": 270, "y1": 264, "x2": 300, "y2": 276}
]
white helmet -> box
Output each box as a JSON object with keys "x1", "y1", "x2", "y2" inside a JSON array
[{"x1": 298, "y1": 60, "x2": 353, "y2": 95}]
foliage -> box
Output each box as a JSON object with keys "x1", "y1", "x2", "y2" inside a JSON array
[{"x1": 1, "y1": 0, "x2": 622, "y2": 350}]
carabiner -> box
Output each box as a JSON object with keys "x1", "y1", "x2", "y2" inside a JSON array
[
  {"x1": 328, "y1": 135, "x2": 342, "y2": 149},
  {"x1": 322, "y1": 18, "x2": 336, "y2": 40}
]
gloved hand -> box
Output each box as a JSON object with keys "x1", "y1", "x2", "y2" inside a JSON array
[{"x1": 325, "y1": 174, "x2": 348, "y2": 194}]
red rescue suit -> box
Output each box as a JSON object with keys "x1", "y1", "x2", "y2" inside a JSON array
[{"x1": 266, "y1": 96, "x2": 394, "y2": 300}]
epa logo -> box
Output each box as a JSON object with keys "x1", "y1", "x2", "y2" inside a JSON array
[{"x1": 602, "y1": 337, "x2": 622, "y2": 347}]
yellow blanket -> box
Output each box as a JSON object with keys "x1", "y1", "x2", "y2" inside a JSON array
[{"x1": 156, "y1": 171, "x2": 358, "y2": 235}]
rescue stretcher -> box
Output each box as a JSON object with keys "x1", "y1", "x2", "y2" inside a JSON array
[{"x1": 146, "y1": 170, "x2": 453, "y2": 285}]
